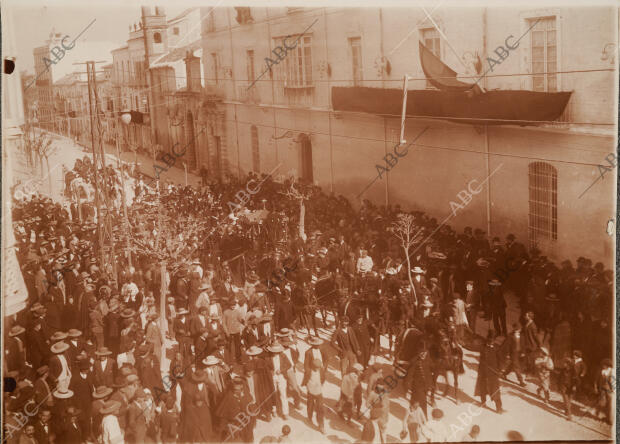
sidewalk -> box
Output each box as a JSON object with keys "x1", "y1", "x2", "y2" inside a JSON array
[{"x1": 53, "y1": 129, "x2": 203, "y2": 188}]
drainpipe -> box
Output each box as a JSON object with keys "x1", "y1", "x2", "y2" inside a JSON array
[
  {"x1": 323, "y1": 8, "x2": 334, "y2": 193},
  {"x1": 483, "y1": 8, "x2": 491, "y2": 236}
]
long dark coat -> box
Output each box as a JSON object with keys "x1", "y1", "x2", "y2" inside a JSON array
[{"x1": 474, "y1": 343, "x2": 501, "y2": 398}]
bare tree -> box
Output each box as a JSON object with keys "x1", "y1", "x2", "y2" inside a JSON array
[
  {"x1": 280, "y1": 180, "x2": 313, "y2": 241},
  {"x1": 391, "y1": 213, "x2": 424, "y2": 306},
  {"x1": 21, "y1": 123, "x2": 57, "y2": 191}
]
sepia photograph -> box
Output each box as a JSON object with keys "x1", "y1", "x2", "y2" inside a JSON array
[{"x1": 1, "y1": 0, "x2": 617, "y2": 443}]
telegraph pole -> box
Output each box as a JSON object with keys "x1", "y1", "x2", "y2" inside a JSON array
[{"x1": 78, "y1": 60, "x2": 119, "y2": 285}]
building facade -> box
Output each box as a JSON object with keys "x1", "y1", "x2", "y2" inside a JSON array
[
  {"x1": 32, "y1": 31, "x2": 65, "y2": 130},
  {"x1": 198, "y1": 6, "x2": 616, "y2": 264}
]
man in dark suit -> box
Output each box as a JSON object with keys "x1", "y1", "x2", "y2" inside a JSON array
[
  {"x1": 522, "y1": 311, "x2": 541, "y2": 373},
  {"x1": 505, "y1": 233, "x2": 529, "y2": 306},
  {"x1": 92, "y1": 347, "x2": 116, "y2": 387},
  {"x1": 69, "y1": 358, "x2": 94, "y2": 437},
  {"x1": 352, "y1": 314, "x2": 373, "y2": 368},
  {"x1": 274, "y1": 292, "x2": 295, "y2": 330},
  {"x1": 59, "y1": 407, "x2": 83, "y2": 444},
  {"x1": 33, "y1": 409, "x2": 53, "y2": 444},
  {"x1": 302, "y1": 337, "x2": 329, "y2": 386},
  {"x1": 243, "y1": 316, "x2": 267, "y2": 348},
  {"x1": 330, "y1": 316, "x2": 361, "y2": 377}
]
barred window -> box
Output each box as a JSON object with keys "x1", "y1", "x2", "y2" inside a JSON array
[
  {"x1": 251, "y1": 125, "x2": 259, "y2": 172},
  {"x1": 528, "y1": 162, "x2": 557, "y2": 246}
]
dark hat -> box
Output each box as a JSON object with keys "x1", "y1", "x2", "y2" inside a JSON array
[
  {"x1": 66, "y1": 407, "x2": 81, "y2": 417},
  {"x1": 120, "y1": 308, "x2": 136, "y2": 319},
  {"x1": 506, "y1": 234, "x2": 516, "y2": 241},
  {"x1": 36, "y1": 365, "x2": 50, "y2": 376}
]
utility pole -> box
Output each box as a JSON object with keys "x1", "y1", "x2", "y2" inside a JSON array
[
  {"x1": 141, "y1": 7, "x2": 158, "y2": 154},
  {"x1": 78, "y1": 60, "x2": 119, "y2": 286}
]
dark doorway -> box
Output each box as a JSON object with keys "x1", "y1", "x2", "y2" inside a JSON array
[
  {"x1": 214, "y1": 136, "x2": 222, "y2": 182},
  {"x1": 185, "y1": 111, "x2": 197, "y2": 169},
  {"x1": 300, "y1": 133, "x2": 313, "y2": 184}
]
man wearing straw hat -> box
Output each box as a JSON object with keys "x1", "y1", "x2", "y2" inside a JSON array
[
  {"x1": 49, "y1": 341, "x2": 72, "y2": 392},
  {"x1": 266, "y1": 341, "x2": 293, "y2": 419}
]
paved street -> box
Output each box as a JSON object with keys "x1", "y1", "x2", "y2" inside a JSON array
[{"x1": 10, "y1": 130, "x2": 612, "y2": 443}]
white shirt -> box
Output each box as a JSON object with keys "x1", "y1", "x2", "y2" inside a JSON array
[
  {"x1": 357, "y1": 256, "x2": 374, "y2": 273},
  {"x1": 102, "y1": 414, "x2": 123, "y2": 444},
  {"x1": 312, "y1": 348, "x2": 322, "y2": 364}
]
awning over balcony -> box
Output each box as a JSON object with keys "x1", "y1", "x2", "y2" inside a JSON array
[{"x1": 331, "y1": 87, "x2": 572, "y2": 126}]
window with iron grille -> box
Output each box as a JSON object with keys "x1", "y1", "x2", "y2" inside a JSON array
[
  {"x1": 530, "y1": 17, "x2": 557, "y2": 92},
  {"x1": 283, "y1": 35, "x2": 313, "y2": 88},
  {"x1": 421, "y1": 28, "x2": 440, "y2": 88},
  {"x1": 251, "y1": 125, "x2": 259, "y2": 172},
  {"x1": 528, "y1": 162, "x2": 557, "y2": 246},
  {"x1": 247, "y1": 50, "x2": 255, "y2": 84},
  {"x1": 350, "y1": 37, "x2": 363, "y2": 86}
]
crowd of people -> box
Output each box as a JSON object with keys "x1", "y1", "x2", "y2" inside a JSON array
[{"x1": 3, "y1": 154, "x2": 614, "y2": 443}]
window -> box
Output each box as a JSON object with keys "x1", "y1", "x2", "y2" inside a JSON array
[
  {"x1": 173, "y1": 27, "x2": 179, "y2": 36},
  {"x1": 284, "y1": 35, "x2": 313, "y2": 88},
  {"x1": 530, "y1": 17, "x2": 557, "y2": 92},
  {"x1": 153, "y1": 32, "x2": 162, "y2": 44},
  {"x1": 350, "y1": 37, "x2": 363, "y2": 86},
  {"x1": 251, "y1": 125, "x2": 259, "y2": 172},
  {"x1": 247, "y1": 50, "x2": 255, "y2": 84},
  {"x1": 235, "y1": 7, "x2": 253, "y2": 25},
  {"x1": 211, "y1": 53, "x2": 219, "y2": 84},
  {"x1": 528, "y1": 162, "x2": 557, "y2": 247},
  {"x1": 206, "y1": 9, "x2": 216, "y2": 33},
  {"x1": 422, "y1": 28, "x2": 440, "y2": 88}
]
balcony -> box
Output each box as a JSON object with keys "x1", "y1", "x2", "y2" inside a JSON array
[
  {"x1": 204, "y1": 84, "x2": 225, "y2": 99},
  {"x1": 237, "y1": 85, "x2": 261, "y2": 104}
]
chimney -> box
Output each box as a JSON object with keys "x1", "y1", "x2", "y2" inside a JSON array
[{"x1": 185, "y1": 50, "x2": 201, "y2": 92}]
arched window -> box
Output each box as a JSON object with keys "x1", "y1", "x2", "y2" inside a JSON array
[
  {"x1": 528, "y1": 162, "x2": 557, "y2": 246},
  {"x1": 153, "y1": 32, "x2": 162, "y2": 44},
  {"x1": 251, "y1": 125, "x2": 259, "y2": 172}
]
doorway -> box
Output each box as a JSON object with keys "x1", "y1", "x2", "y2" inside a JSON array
[{"x1": 300, "y1": 133, "x2": 313, "y2": 184}]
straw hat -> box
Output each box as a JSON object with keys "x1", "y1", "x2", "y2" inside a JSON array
[
  {"x1": 8, "y1": 325, "x2": 25, "y2": 337},
  {"x1": 51, "y1": 341, "x2": 69, "y2": 354},
  {"x1": 245, "y1": 345, "x2": 263, "y2": 356},
  {"x1": 308, "y1": 337, "x2": 323, "y2": 346},
  {"x1": 95, "y1": 347, "x2": 113, "y2": 356},
  {"x1": 203, "y1": 356, "x2": 221, "y2": 366},
  {"x1": 53, "y1": 387, "x2": 74, "y2": 399},
  {"x1": 100, "y1": 400, "x2": 121, "y2": 415},
  {"x1": 50, "y1": 331, "x2": 68, "y2": 343},
  {"x1": 67, "y1": 329, "x2": 82, "y2": 338},
  {"x1": 266, "y1": 342, "x2": 285, "y2": 353},
  {"x1": 412, "y1": 267, "x2": 425, "y2": 274}
]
